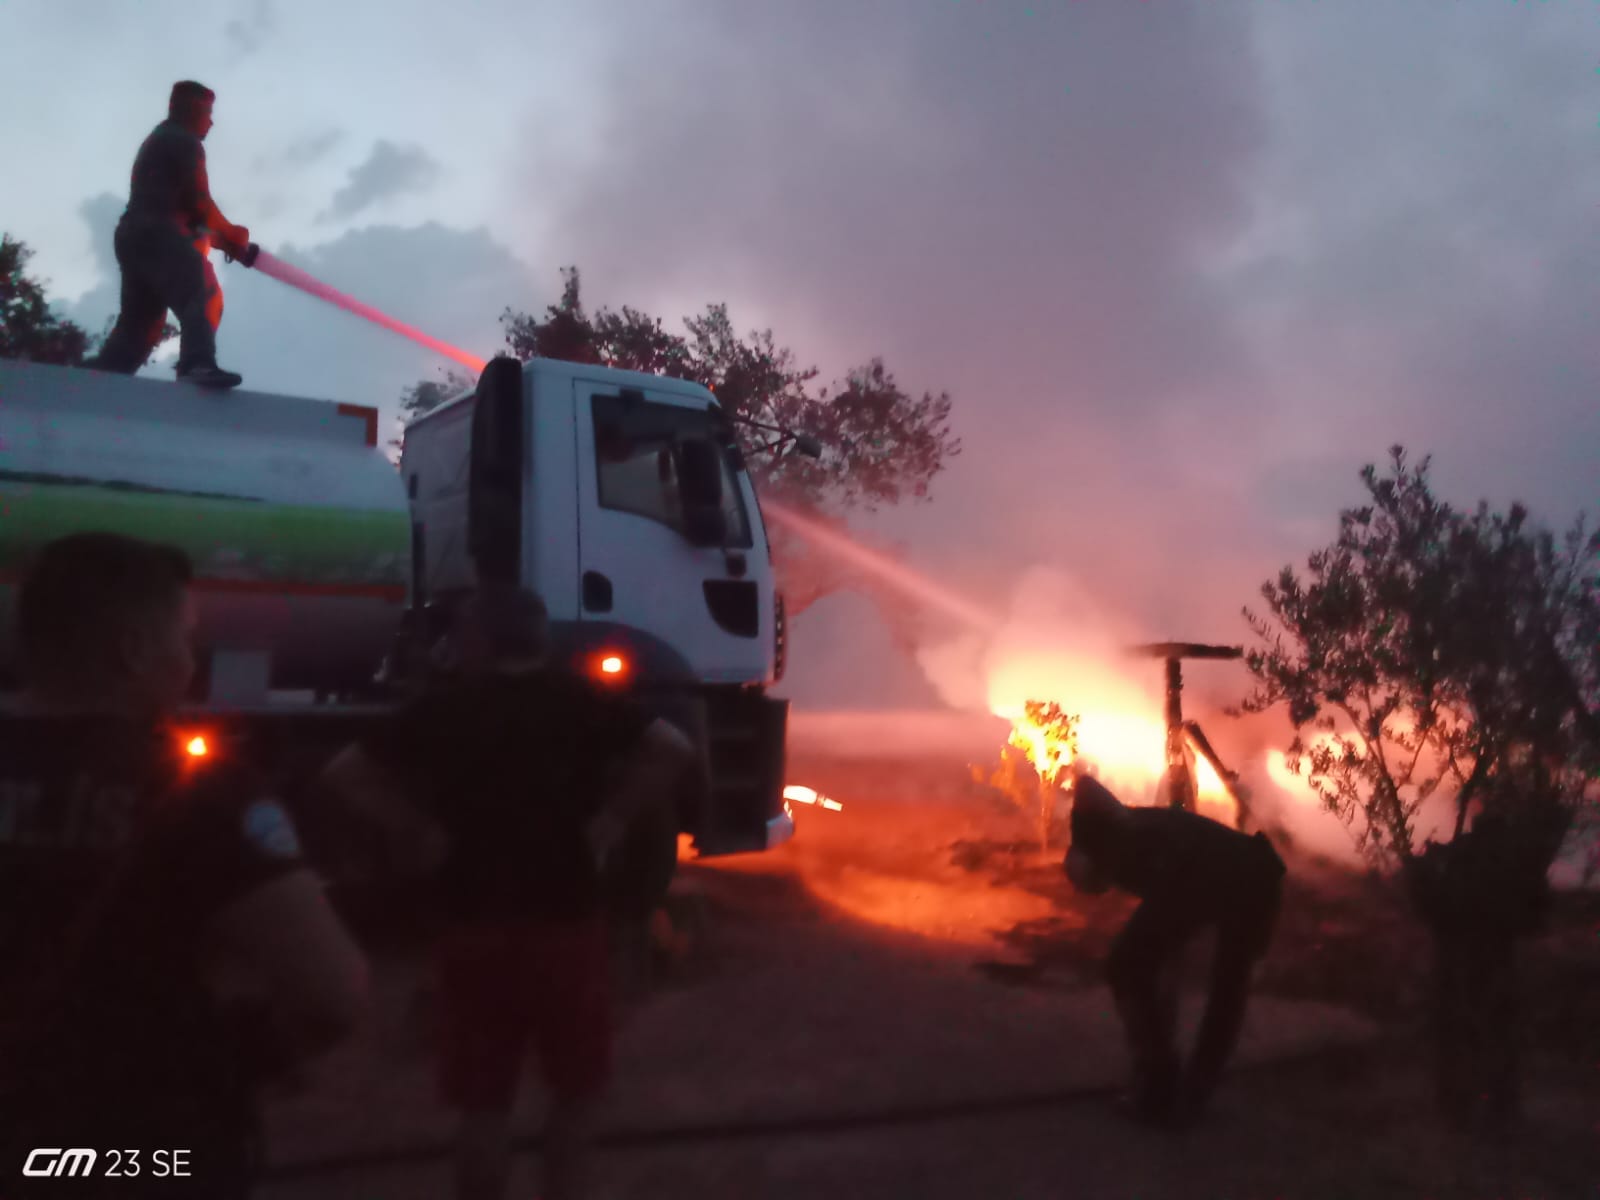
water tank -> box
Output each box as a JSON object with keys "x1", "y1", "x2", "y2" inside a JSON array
[{"x1": 0, "y1": 360, "x2": 410, "y2": 693}]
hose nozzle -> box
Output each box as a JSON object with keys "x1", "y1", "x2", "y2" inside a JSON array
[{"x1": 223, "y1": 240, "x2": 260, "y2": 269}]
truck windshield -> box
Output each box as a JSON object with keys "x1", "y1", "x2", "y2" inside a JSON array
[{"x1": 592, "y1": 393, "x2": 754, "y2": 549}]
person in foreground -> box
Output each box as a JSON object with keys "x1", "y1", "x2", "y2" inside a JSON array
[
  {"x1": 0, "y1": 532, "x2": 369, "y2": 1197},
  {"x1": 1064, "y1": 768, "x2": 1287, "y2": 1129},
  {"x1": 319, "y1": 583, "x2": 696, "y2": 1200}
]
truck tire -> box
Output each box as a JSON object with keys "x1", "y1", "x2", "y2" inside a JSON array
[{"x1": 603, "y1": 798, "x2": 679, "y2": 920}]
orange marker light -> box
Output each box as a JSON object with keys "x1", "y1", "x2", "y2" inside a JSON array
[
  {"x1": 185, "y1": 735, "x2": 210, "y2": 758},
  {"x1": 587, "y1": 650, "x2": 632, "y2": 685}
]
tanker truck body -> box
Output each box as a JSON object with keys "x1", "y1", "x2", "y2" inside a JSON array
[{"x1": 0, "y1": 356, "x2": 794, "y2": 869}]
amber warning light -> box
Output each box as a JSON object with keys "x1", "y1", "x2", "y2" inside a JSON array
[
  {"x1": 587, "y1": 651, "x2": 631, "y2": 684},
  {"x1": 184, "y1": 735, "x2": 210, "y2": 759}
]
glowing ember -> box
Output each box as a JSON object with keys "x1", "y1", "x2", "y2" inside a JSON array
[{"x1": 784, "y1": 784, "x2": 844, "y2": 813}]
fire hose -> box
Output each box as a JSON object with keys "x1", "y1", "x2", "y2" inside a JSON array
[
  {"x1": 221, "y1": 237, "x2": 260, "y2": 269},
  {"x1": 218, "y1": 236, "x2": 488, "y2": 373}
]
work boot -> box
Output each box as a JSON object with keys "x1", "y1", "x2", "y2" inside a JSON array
[{"x1": 177, "y1": 363, "x2": 243, "y2": 389}]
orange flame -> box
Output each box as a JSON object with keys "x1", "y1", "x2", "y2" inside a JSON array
[{"x1": 990, "y1": 663, "x2": 1232, "y2": 822}]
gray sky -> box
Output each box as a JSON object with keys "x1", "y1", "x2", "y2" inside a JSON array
[{"x1": 5, "y1": 0, "x2": 1596, "y2": 710}]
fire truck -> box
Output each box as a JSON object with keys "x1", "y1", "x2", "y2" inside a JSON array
[{"x1": 0, "y1": 355, "x2": 794, "y2": 904}]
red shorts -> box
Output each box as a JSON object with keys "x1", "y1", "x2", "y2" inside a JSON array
[{"x1": 433, "y1": 916, "x2": 613, "y2": 1111}]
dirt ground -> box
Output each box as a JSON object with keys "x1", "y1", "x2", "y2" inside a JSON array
[{"x1": 259, "y1": 750, "x2": 1600, "y2": 1200}]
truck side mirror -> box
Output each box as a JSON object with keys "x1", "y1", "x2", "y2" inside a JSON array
[{"x1": 468, "y1": 356, "x2": 523, "y2": 584}]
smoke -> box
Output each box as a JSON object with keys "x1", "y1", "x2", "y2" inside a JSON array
[
  {"x1": 915, "y1": 565, "x2": 1165, "y2": 718},
  {"x1": 915, "y1": 562, "x2": 1368, "y2": 862}
]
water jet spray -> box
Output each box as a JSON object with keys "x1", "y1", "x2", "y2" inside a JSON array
[{"x1": 227, "y1": 241, "x2": 488, "y2": 373}]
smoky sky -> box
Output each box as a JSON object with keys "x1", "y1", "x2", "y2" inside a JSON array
[
  {"x1": 502, "y1": 0, "x2": 1597, "y2": 673},
  {"x1": 223, "y1": 0, "x2": 276, "y2": 60},
  {"x1": 29, "y1": 1, "x2": 1598, "y2": 712},
  {"x1": 320, "y1": 140, "x2": 441, "y2": 222},
  {"x1": 517, "y1": 2, "x2": 1262, "y2": 417},
  {"x1": 257, "y1": 129, "x2": 344, "y2": 172}
]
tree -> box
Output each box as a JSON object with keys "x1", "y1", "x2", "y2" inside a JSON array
[
  {"x1": 1, "y1": 234, "x2": 94, "y2": 365},
  {"x1": 389, "y1": 366, "x2": 475, "y2": 459},
  {"x1": 407, "y1": 266, "x2": 962, "y2": 621},
  {"x1": 1239, "y1": 446, "x2": 1599, "y2": 1128},
  {"x1": 2, "y1": 233, "x2": 176, "y2": 369}
]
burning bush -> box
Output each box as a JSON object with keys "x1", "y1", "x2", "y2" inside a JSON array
[{"x1": 973, "y1": 700, "x2": 1079, "y2": 851}]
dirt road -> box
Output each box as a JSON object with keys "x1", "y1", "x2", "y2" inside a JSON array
[
  {"x1": 257, "y1": 746, "x2": 1596, "y2": 1198},
  {"x1": 256, "y1": 754, "x2": 1398, "y2": 1196}
]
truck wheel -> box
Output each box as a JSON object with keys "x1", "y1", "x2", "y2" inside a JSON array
[{"x1": 603, "y1": 800, "x2": 679, "y2": 920}]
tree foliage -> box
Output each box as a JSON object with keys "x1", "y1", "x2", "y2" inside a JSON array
[
  {"x1": 400, "y1": 266, "x2": 962, "y2": 619},
  {"x1": 0, "y1": 234, "x2": 94, "y2": 365},
  {"x1": 1239, "y1": 447, "x2": 1598, "y2": 884},
  {"x1": 2, "y1": 232, "x2": 177, "y2": 368},
  {"x1": 498, "y1": 267, "x2": 959, "y2": 516}
]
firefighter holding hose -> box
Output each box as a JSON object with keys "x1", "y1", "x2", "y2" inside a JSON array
[
  {"x1": 1064, "y1": 769, "x2": 1287, "y2": 1129},
  {"x1": 88, "y1": 81, "x2": 258, "y2": 389}
]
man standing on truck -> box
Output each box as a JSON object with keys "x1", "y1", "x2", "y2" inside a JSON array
[
  {"x1": 319, "y1": 584, "x2": 696, "y2": 1200},
  {"x1": 86, "y1": 80, "x2": 253, "y2": 389},
  {"x1": 1063, "y1": 770, "x2": 1286, "y2": 1130},
  {"x1": 0, "y1": 533, "x2": 369, "y2": 1198}
]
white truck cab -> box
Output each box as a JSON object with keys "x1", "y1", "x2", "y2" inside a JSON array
[{"x1": 401, "y1": 356, "x2": 794, "y2": 855}]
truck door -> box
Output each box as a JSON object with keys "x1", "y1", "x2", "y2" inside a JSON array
[{"x1": 572, "y1": 384, "x2": 766, "y2": 684}]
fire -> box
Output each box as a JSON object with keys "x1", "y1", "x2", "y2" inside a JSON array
[
  {"x1": 1003, "y1": 701, "x2": 1077, "y2": 790},
  {"x1": 1265, "y1": 748, "x2": 1316, "y2": 803},
  {"x1": 990, "y1": 669, "x2": 1232, "y2": 821},
  {"x1": 784, "y1": 784, "x2": 844, "y2": 813}
]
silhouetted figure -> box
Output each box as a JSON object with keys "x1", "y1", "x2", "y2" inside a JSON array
[
  {"x1": 0, "y1": 533, "x2": 368, "y2": 1198},
  {"x1": 1065, "y1": 772, "x2": 1286, "y2": 1128},
  {"x1": 1408, "y1": 809, "x2": 1560, "y2": 1130},
  {"x1": 319, "y1": 584, "x2": 695, "y2": 1200},
  {"x1": 88, "y1": 81, "x2": 252, "y2": 388}
]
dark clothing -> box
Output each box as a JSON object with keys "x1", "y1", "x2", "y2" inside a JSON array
[
  {"x1": 94, "y1": 219, "x2": 220, "y2": 374},
  {"x1": 0, "y1": 716, "x2": 306, "y2": 1197},
  {"x1": 125, "y1": 120, "x2": 208, "y2": 232},
  {"x1": 361, "y1": 670, "x2": 654, "y2": 922},
  {"x1": 1069, "y1": 784, "x2": 1286, "y2": 1118},
  {"x1": 1071, "y1": 782, "x2": 1275, "y2": 911},
  {"x1": 91, "y1": 120, "x2": 222, "y2": 375},
  {"x1": 434, "y1": 916, "x2": 613, "y2": 1109}
]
